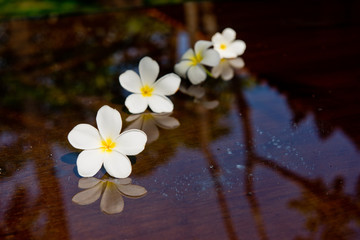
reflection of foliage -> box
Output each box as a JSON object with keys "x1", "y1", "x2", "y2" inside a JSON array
[{"x1": 289, "y1": 176, "x2": 360, "y2": 240}]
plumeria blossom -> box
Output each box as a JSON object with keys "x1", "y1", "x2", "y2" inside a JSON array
[
  {"x1": 68, "y1": 105, "x2": 147, "y2": 178},
  {"x1": 174, "y1": 40, "x2": 220, "y2": 85},
  {"x1": 211, "y1": 28, "x2": 246, "y2": 59},
  {"x1": 211, "y1": 57, "x2": 245, "y2": 81},
  {"x1": 125, "y1": 112, "x2": 180, "y2": 143},
  {"x1": 119, "y1": 57, "x2": 181, "y2": 114},
  {"x1": 72, "y1": 177, "x2": 147, "y2": 214}
]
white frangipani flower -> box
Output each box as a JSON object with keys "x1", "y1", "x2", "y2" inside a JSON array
[
  {"x1": 119, "y1": 57, "x2": 181, "y2": 114},
  {"x1": 211, "y1": 28, "x2": 246, "y2": 59},
  {"x1": 211, "y1": 57, "x2": 245, "y2": 81},
  {"x1": 174, "y1": 40, "x2": 220, "y2": 85},
  {"x1": 68, "y1": 105, "x2": 147, "y2": 178}
]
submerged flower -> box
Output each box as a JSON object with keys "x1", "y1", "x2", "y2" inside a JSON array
[
  {"x1": 125, "y1": 112, "x2": 180, "y2": 143},
  {"x1": 72, "y1": 177, "x2": 147, "y2": 214},
  {"x1": 68, "y1": 105, "x2": 147, "y2": 178},
  {"x1": 211, "y1": 28, "x2": 246, "y2": 59},
  {"x1": 174, "y1": 40, "x2": 220, "y2": 85},
  {"x1": 211, "y1": 57, "x2": 245, "y2": 81},
  {"x1": 180, "y1": 85, "x2": 219, "y2": 109},
  {"x1": 119, "y1": 57, "x2": 181, "y2": 114}
]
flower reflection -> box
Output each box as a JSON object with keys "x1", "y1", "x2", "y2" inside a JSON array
[
  {"x1": 125, "y1": 112, "x2": 180, "y2": 144},
  {"x1": 72, "y1": 176, "x2": 147, "y2": 214},
  {"x1": 180, "y1": 85, "x2": 219, "y2": 110}
]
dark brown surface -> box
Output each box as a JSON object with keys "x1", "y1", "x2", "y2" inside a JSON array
[{"x1": 1, "y1": 1, "x2": 360, "y2": 239}]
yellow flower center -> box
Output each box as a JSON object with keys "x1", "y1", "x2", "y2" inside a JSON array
[
  {"x1": 189, "y1": 52, "x2": 203, "y2": 66},
  {"x1": 101, "y1": 138, "x2": 116, "y2": 152},
  {"x1": 220, "y1": 44, "x2": 227, "y2": 50},
  {"x1": 141, "y1": 85, "x2": 154, "y2": 97}
]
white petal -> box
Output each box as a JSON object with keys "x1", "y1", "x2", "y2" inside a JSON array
[
  {"x1": 229, "y1": 57, "x2": 245, "y2": 68},
  {"x1": 103, "y1": 151, "x2": 132, "y2": 178},
  {"x1": 153, "y1": 73, "x2": 181, "y2": 96},
  {"x1": 96, "y1": 105, "x2": 122, "y2": 141},
  {"x1": 68, "y1": 124, "x2": 102, "y2": 150},
  {"x1": 148, "y1": 95, "x2": 174, "y2": 113},
  {"x1": 78, "y1": 177, "x2": 102, "y2": 189},
  {"x1": 72, "y1": 182, "x2": 104, "y2": 205},
  {"x1": 211, "y1": 62, "x2": 223, "y2": 78},
  {"x1": 211, "y1": 32, "x2": 224, "y2": 45},
  {"x1": 77, "y1": 149, "x2": 104, "y2": 177},
  {"x1": 114, "y1": 129, "x2": 147, "y2": 155},
  {"x1": 119, "y1": 70, "x2": 142, "y2": 94},
  {"x1": 117, "y1": 184, "x2": 147, "y2": 198},
  {"x1": 218, "y1": 49, "x2": 237, "y2": 59},
  {"x1": 221, "y1": 63, "x2": 234, "y2": 81},
  {"x1": 100, "y1": 182, "x2": 124, "y2": 214},
  {"x1": 194, "y1": 40, "x2": 212, "y2": 55},
  {"x1": 124, "y1": 94, "x2": 149, "y2": 114},
  {"x1": 153, "y1": 114, "x2": 180, "y2": 129},
  {"x1": 229, "y1": 40, "x2": 246, "y2": 56},
  {"x1": 174, "y1": 60, "x2": 191, "y2": 78},
  {"x1": 181, "y1": 48, "x2": 195, "y2": 60},
  {"x1": 201, "y1": 49, "x2": 220, "y2": 67},
  {"x1": 139, "y1": 56, "x2": 159, "y2": 86},
  {"x1": 187, "y1": 65, "x2": 207, "y2": 85},
  {"x1": 223, "y1": 28, "x2": 236, "y2": 42}
]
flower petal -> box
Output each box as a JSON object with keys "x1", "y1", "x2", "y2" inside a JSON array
[
  {"x1": 78, "y1": 177, "x2": 102, "y2": 189},
  {"x1": 153, "y1": 114, "x2": 180, "y2": 129},
  {"x1": 201, "y1": 49, "x2": 220, "y2": 67},
  {"x1": 77, "y1": 149, "x2": 104, "y2": 177},
  {"x1": 181, "y1": 48, "x2": 195, "y2": 60},
  {"x1": 100, "y1": 182, "x2": 124, "y2": 214},
  {"x1": 119, "y1": 70, "x2": 142, "y2": 94},
  {"x1": 153, "y1": 73, "x2": 181, "y2": 96},
  {"x1": 125, "y1": 94, "x2": 149, "y2": 114},
  {"x1": 174, "y1": 60, "x2": 192, "y2": 78},
  {"x1": 110, "y1": 178, "x2": 132, "y2": 185},
  {"x1": 117, "y1": 184, "x2": 147, "y2": 198},
  {"x1": 139, "y1": 56, "x2": 159, "y2": 86},
  {"x1": 68, "y1": 124, "x2": 102, "y2": 150},
  {"x1": 148, "y1": 95, "x2": 174, "y2": 113},
  {"x1": 229, "y1": 40, "x2": 246, "y2": 56},
  {"x1": 126, "y1": 114, "x2": 142, "y2": 122},
  {"x1": 96, "y1": 105, "x2": 122, "y2": 141},
  {"x1": 103, "y1": 151, "x2": 132, "y2": 178},
  {"x1": 211, "y1": 32, "x2": 224, "y2": 45},
  {"x1": 72, "y1": 182, "x2": 104, "y2": 205},
  {"x1": 229, "y1": 57, "x2": 245, "y2": 68},
  {"x1": 222, "y1": 28, "x2": 236, "y2": 42},
  {"x1": 114, "y1": 129, "x2": 147, "y2": 155},
  {"x1": 187, "y1": 65, "x2": 207, "y2": 85},
  {"x1": 194, "y1": 40, "x2": 212, "y2": 55}
]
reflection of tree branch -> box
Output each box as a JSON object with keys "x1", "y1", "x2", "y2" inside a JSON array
[
  {"x1": 233, "y1": 79, "x2": 269, "y2": 240},
  {"x1": 233, "y1": 78, "x2": 360, "y2": 240},
  {"x1": 197, "y1": 105, "x2": 239, "y2": 240}
]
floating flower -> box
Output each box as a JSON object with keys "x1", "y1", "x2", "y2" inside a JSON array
[
  {"x1": 125, "y1": 112, "x2": 180, "y2": 143},
  {"x1": 68, "y1": 105, "x2": 147, "y2": 178},
  {"x1": 211, "y1": 28, "x2": 246, "y2": 59},
  {"x1": 211, "y1": 57, "x2": 245, "y2": 81},
  {"x1": 119, "y1": 57, "x2": 181, "y2": 114},
  {"x1": 72, "y1": 177, "x2": 147, "y2": 214},
  {"x1": 174, "y1": 40, "x2": 220, "y2": 85}
]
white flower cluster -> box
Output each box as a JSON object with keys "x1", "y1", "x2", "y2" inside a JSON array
[
  {"x1": 68, "y1": 27, "x2": 246, "y2": 181},
  {"x1": 175, "y1": 27, "x2": 246, "y2": 83}
]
